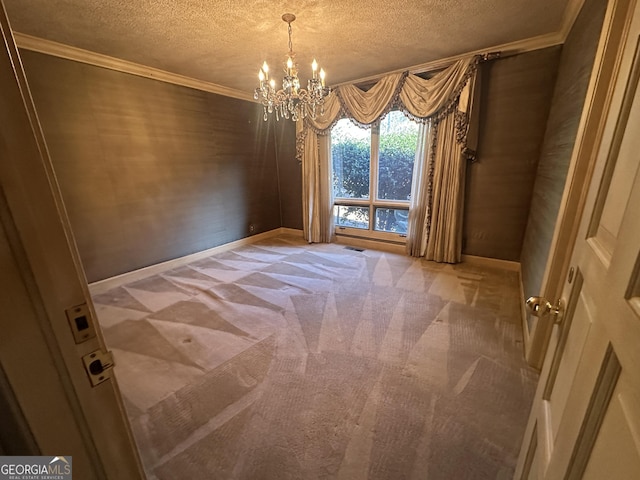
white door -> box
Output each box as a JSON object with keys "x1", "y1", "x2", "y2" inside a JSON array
[
  {"x1": 523, "y1": 0, "x2": 638, "y2": 371},
  {"x1": 515, "y1": 2, "x2": 640, "y2": 478},
  {"x1": 0, "y1": 6, "x2": 145, "y2": 479}
]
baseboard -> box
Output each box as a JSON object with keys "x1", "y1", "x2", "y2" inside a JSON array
[
  {"x1": 278, "y1": 227, "x2": 304, "y2": 237},
  {"x1": 463, "y1": 254, "x2": 528, "y2": 356},
  {"x1": 89, "y1": 227, "x2": 302, "y2": 295},
  {"x1": 461, "y1": 254, "x2": 521, "y2": 272},
  {"x1": 519, "y1": 271, "x2": 531, "y2": 358}
]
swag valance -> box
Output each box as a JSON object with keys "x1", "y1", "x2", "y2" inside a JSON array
[{"x1": 297, "y1": 54, "x2": 482, "y2": 263}]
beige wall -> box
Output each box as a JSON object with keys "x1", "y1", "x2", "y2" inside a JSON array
[
  {"x1": 20, "y1": 27, "x2": 600, "y2": 280},
  {"x1": 274, "y1": 120, "x2": 302, "y2": 230},
  {"x1": 22, "y1": 51, "x2": 283, "y2": 282},
  {"x1": 1, "y1": 13, "x2": 143, "y2": 471},
  {"x1": 463, "y1": 47, "x2": 561, "y2": 260},
  {"x1": 520, "y1": 0, "x2": 608, "y2": 302},
  {"x1": 276, "y1": 48, "x2": 564, "y2": 254}
]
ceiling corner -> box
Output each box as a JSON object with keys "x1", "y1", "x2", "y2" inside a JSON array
[
  {"x1": 13, "y1": 32, "x2": 255, "y2": 102},
  {"x1": 558, "y1": 0, "x2": 588, "y2": 41}
]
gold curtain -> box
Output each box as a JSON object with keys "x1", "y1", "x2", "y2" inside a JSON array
[
  {"x1": 297, "y1": 55, "x2": 481, "y2": 263},
  {"x1": 406, "y1": 121, "x2": 432, "y2": 257},
  {"x1": 406, "y1": 66, "x2": 482, "y2": 261}
]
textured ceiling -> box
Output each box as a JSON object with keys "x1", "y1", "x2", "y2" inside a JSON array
[{"x1": 4, "y1": 0, "x2": 572, "y2": 96}]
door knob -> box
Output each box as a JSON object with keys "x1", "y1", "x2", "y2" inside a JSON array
[{"x1": 525, "y1": 296, "x2": 563, "y2": 323}]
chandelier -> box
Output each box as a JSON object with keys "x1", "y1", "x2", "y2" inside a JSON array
[{"x1": 254, "y1": 13, "x2": 329, "y2": 122}]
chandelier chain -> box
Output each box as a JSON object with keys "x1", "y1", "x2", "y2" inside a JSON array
[{"x1": 253, "y1": 13, "x2": 330, "y2": 122}]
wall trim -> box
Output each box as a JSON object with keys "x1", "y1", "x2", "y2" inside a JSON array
[
  {"x1": 338, "y1": 0, "x2": 586, "y2": 88},
  {"x1": 332, "y1": 32, "x2": 565, "y2": 88},
  {"x1": 461, "y1": 254, "x2": 521, "y2": 272},
  {"x1": 13, "y1": 32, "x2": 254, "y2": 102},
  {"x1": 560, "y1": 0, "x2": 588, "y2": 41},
  {"x1": 279, "y1": 227, "x2": 304, "y2": 237},
  {"x1": 463, "y1": 254, "x2": 527, "y2": 354},
  {"x1": 89, "y1": 227, "x2": 302, "y2": 295},
  {"x1": 519, "y1": 270, "x2": 532, "y2": 359},
  {"x1": 14, "y1": 8, "x2": 579, "y2": 99}
]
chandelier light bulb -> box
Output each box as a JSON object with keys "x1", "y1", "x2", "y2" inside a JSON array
[{"x1": 253, "y1": 13, "x2": 330, "y2": 122}]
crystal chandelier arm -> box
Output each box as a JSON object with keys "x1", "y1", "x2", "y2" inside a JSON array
[{"x1": 255, "y1": 13, "x2": 329, "y2": 122}]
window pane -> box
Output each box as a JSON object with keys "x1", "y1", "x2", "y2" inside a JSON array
[
  {"x1": 375, "y1": 208, "x2": 408, "y2": 234},
  {"x1": 377, "y1": 111, "x2": 419, "y2": 201},
  {"x1": 334, "y1": 205, "x2": 370, "y2": 229},
  {"x1": 331, "y1": 118, "x2": 370, "y2": 199}
]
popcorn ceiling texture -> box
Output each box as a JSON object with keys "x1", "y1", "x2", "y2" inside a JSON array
[{"x1": 4, "y1": 0, "x2": 569, "y2": 94}]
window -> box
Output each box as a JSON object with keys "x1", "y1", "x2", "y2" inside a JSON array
[{"x1": 331, "y1": 110, "x2": 419, "y2": 241}]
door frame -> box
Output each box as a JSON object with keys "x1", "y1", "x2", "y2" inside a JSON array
[
  {"x1": 0, "y1": 2, "x2": 144, "y2": 477},
  {"x1": 525, "y1": 0, "x2": 637, "y2": 369},
  {"x1": 516, "y1": 0, "x2": 640, "y2": 477}
]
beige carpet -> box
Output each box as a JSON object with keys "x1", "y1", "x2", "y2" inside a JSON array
[{"x1": 92, "y1": 233, "x2": 538, "y2": 479}]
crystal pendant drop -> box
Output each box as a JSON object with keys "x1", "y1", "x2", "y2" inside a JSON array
[{"x1": 254, "y1": 14, "x2": 329, "y2": 122}]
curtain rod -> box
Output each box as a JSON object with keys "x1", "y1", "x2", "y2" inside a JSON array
[
  {"x1": 412, "y1": 51, "x2": 501, "y2": 73},
  {"x1": 333, "y1": 51, "x2": 502, "y2": 90}
]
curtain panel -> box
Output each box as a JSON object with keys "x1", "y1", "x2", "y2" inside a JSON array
[{"x1": 297, "y1": 54, "x2": 481, "y2": 262}]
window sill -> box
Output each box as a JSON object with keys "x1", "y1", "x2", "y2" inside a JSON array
[
  {"x1": 335, "y1": 226, "x2": 406, "y2": 244},
  {"x1": 334, "y1": 231, "x2": 407, "y2": 254}
]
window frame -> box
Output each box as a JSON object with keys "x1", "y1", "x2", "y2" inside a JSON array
[{"x1": 332, "y1": 115, "x2": 414, "y2": 243}]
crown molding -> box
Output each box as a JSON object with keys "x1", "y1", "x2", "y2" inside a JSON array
[
  {"x1": 14, "y1": 0, "x2": 584, "y2": 99},
  {"x1": 13, "y1": 32, "x2": 255, "y2": 102},
  {"x1": 333, "y1": 31, "x2": 565, "y2": 88},
  {"x1": 559, "y1": 0, "x2": 587, "y2": 41}
]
